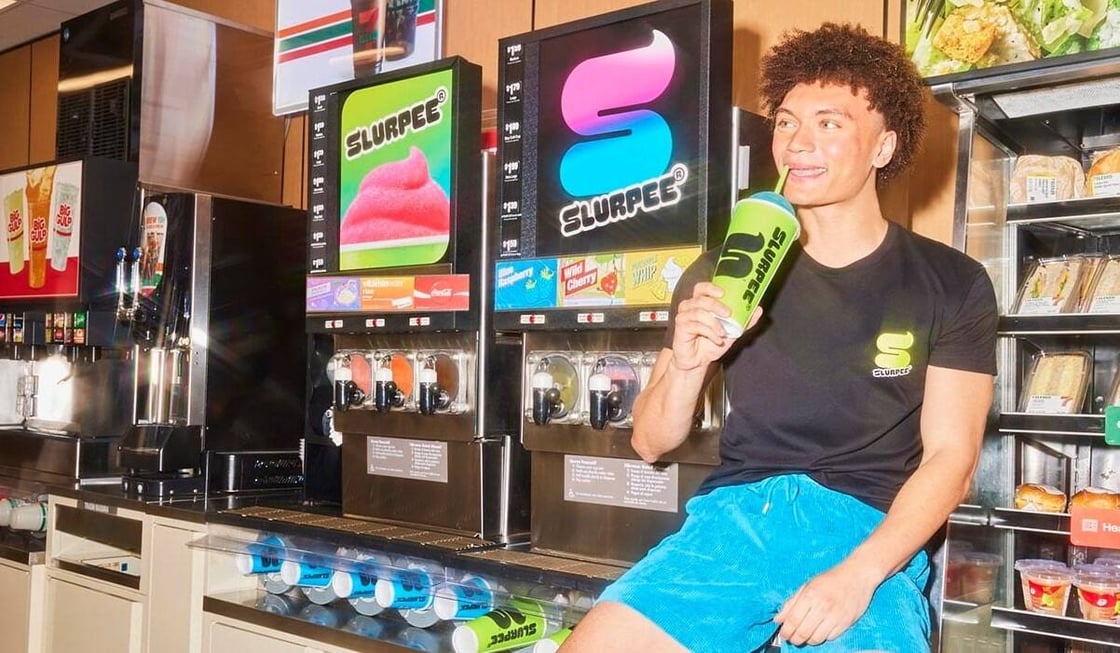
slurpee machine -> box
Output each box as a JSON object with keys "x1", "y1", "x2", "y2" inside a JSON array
[
  {"x1": 305, "y1": 57, "x2": 526, "y2": 540},
  {"x1": 493, "y1": 0, "x2": 743, "y2": 564}
]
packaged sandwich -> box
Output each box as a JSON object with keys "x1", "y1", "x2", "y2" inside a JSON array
[
  {"x1": 1086, "y1": 149, "x2": 1120, "y2": 198},
  {"x1": 1087, "y1": 257, "x2": 1120, "y2": 313},
  {"x1": 1020, "y1": 351, "x2": 1091, "y2": 414},
  {"x1": 1014, "y1": 257, "x2": 1090, "y2": 315},
  {"x1": 1010, "y1": 155, "x2": 1085, "y2": 204}
]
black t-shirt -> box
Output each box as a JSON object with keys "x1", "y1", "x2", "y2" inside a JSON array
[{"x1": 664, "y1": 222, "x2": 998, "y2": 512}]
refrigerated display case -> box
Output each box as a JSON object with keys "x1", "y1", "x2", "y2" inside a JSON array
[{"x1": 932, "y1": 53, "x2": 1120, "y2": 651}]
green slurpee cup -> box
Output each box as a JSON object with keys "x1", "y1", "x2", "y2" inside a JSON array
[
  {"x1": 451, "y1": 596, "x2": 561, "y2": 653},
  {"x1": 711, "y1": 190, "x2": 799, "y2": 338}
]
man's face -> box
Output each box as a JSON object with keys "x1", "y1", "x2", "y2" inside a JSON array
[{"x1": 770, "y1": 82, "x2": 896, "y2": 210}]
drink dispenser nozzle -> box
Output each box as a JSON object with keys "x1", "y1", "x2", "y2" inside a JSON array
[
  {"x1": 531, "y1": 359, "x2": 563, "y2": 426},
  {"x1": 588, "y1": 362, "x2": 623, "y2": 430},
  {"x1": 333, "y1": 358, "x2": 365, "y2": 412},
  {"x1": 373, "y1": 357, "x2": 405, "y2": 412},
  {"x1": 418, "y1": 356, "x2": 451, "y2": 416}
]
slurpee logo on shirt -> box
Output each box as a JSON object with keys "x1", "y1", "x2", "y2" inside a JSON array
[{"x1": 556, "y1": 30, "x2": 686, "y2": 238}]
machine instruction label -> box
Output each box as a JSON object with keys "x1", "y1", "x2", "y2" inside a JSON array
[
  {"x1": 366, "y1": 436, "x2": 449, "y2": 483},
  {"x1": 563, "y1": 454, "x2": 678, "y2": 513}
]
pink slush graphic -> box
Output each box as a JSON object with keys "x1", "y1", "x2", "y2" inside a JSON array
[{"x1": 341, "y1": 147, "x2": 450, "y2": 246}]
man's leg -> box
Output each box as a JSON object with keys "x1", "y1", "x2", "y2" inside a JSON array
[{"x1": 560, "y1": 601, "x2": 688, "y2": 653}]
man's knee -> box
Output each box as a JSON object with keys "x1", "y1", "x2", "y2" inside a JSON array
[{"x1": 560, "y1": 601, "x2": 687, "y2": 653}]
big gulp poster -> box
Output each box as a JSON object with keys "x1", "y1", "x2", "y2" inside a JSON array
[
  {"x1": 337, "y1": 67, "x2": 453, "y2": 270},
  {"x1": 0, "y1": 161, "x2": 82, "y2": 299}
]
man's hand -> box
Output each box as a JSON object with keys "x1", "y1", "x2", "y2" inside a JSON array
[
  {"x1": 773, "y1": 561, "x2": 881, "y2": 646},
  {"x1": 670, "y1": 282, "x2": 759, "y2": 372}
]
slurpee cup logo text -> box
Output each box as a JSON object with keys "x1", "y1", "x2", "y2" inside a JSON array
[
  {"x1": 556, "y1": 30, "x2": 684, "y2": 238},
  {"x1": 714, "y1": 227, "x2": 789, "y2": 305}
]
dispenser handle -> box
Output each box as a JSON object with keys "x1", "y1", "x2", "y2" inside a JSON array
[
  {"x1": 129, "y1": 246, "x2": 142, "y2": 314},
  {"x1": 115, "y1": 247, "x2": 129, "y2": 321}
]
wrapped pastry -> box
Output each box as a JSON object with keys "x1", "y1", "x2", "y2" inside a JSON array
[
  {"x1": 1086, "y1": 149, "x2": 1120, "y2": 198},
  {"x1": 1014, "y1": 483, "x2": 1067, "y2": 513},
  {"x1": 1010, "y1": 155, "x2": 1085, "y2": 204}
]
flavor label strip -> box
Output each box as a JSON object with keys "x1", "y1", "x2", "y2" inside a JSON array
[{"x1": 306, "y1": 274, "x2": 468, "y2": 313}]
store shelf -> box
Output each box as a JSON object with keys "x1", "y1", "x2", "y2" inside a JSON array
[
  {"x1": 208, "y1": 506, "x2": 622, "y2": 594},
  {"x1": 991, "y1": 606, "x2": 1120, "y2": 647},
  {"x1": 998, "y1": 413, "x2": 1104, "y2": 437},
  {"x1": 948, "y1": 504, "x2": 989, "y2": 526},
  {"x1": 990, "y1": 507, "x2": 1070, "y2": 535},
  {"x1": 204, "y1": 589, "x2": 425, "y2": 652},
  {"x1": 1006, "y1": 196, "x2": 1120, "y2": 231},
  {"x1": 999, "y1": 314, "x2": 1120, "y2": 335}
]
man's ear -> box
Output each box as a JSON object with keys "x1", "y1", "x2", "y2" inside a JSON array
[{"x1": 873, "y1": 130, "x2": 898, "y2": 170}]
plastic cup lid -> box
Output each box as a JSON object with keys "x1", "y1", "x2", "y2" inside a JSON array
[
  {"x1": 1074, "y1": 564, "x2": 1120, "y2": 584},
  {"x1": 963, "y1": 552, "x2": 1003, "y2": 567},
  {"x1": 331, "y1": 571, "x2": 353, "y2": 598},
  {"x1": 451, "y1": 625, "x2": 478, "y2": 653},
  {"x1": 749, "y1": 190, "x2": 795, "y2": 213},
  {"x1": 374, "y1": 577, "x2": 395, "y2": 607},
  {"x1": 1014, "y1": 558, "x2": 1068, "y2": 572},
  {"x1": 279, "y1": 560, "x2": 301, "y2": 585}
]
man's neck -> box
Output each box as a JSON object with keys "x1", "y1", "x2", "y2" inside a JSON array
[{"x1": 796, "y1": 188, "x2": 889, "y2": 268}]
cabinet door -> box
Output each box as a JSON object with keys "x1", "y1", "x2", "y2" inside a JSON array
[
  {"x1": 206, "y1": 623, "x2": 306, "y2": 653},
  {"x1": 44, "y1": 577, "x2": 142, "y2": 653},
  {"x1": 0, "y1": 562, "x2": 29, "y2": 653},
  {"x1": 146, "y1": 523, "x2": 204, "y2": 653}
]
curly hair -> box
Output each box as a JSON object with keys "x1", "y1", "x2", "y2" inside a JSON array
[{"x1": 759, "y1": 23, "x2": 926, "y2": 183}]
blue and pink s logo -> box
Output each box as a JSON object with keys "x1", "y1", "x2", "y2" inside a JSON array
[{"x1": 559, "y1": 30, "x2": 676, "y2": 197}]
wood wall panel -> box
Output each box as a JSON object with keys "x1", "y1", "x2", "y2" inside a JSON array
[
  {"x1": 444, "y1": 0, "x2": 533, "y2": 113},
  {"x1": 282, "y1": 114, "x2": 306, "y2": 209},
  {"x1": 0, "y1": 45, "x2": 32, "y2": 170},
  {"x1": 908, "y1": 98, "x2": 959, "y2": 245},
  {"x1": 731, "y1": 2, "x2": 885, "y2": 113},
  {"x1": 169, "y1": 0, "x2": 275, "y2": 33},
  {"x1": 29, "y1": 34, "x2": 59, "y2": 165},
  {"x1": 533, "y1": 0, "x2": 648, "y2": 29}
]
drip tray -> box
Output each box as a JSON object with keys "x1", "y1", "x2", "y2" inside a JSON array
[
  {"x1": 462, "y1": 548, "x2": 626, "y2": 584},
  {"x1": 216, "y1": 506, "x2": 494, "y2": 554}
]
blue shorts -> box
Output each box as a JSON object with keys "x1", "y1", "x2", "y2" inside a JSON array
[{"x1": 597, "y1": 474, "x2": 930, "y2": 652}]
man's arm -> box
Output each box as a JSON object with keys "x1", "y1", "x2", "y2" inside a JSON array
[
  {"x1": 630, "y1": 282, "x2": 759, "y2": 463},
  {"x1": 775, "y1": 365, "x2": 993, "y2": 646},
  {"x1": 630, "y1": 348, "x2": 713, "y2": 463}
]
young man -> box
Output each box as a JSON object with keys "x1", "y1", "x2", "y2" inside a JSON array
[{"x1": 561, "y1": 23, "x2": 997, "y2": 653}]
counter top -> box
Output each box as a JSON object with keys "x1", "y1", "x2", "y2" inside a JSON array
[{"x1": 50, "y1": 483, "x2": 626, "y2": 595}]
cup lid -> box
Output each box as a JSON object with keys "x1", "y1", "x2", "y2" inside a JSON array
[
  {"x1": 963, "y1": 552, "x2": 1003, "y2": 567},
  {"x1": 1014, "y1": 558, "x2": 1068, "y2": 572}
]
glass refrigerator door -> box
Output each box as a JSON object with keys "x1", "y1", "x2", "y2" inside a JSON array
[{"x1": 936, "y1": 58, "x2": 1120, "y2": 652}]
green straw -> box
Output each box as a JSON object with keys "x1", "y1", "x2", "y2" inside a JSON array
[{"x1": 774, "y1": 165, "x2": 790, "y2": 195}]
